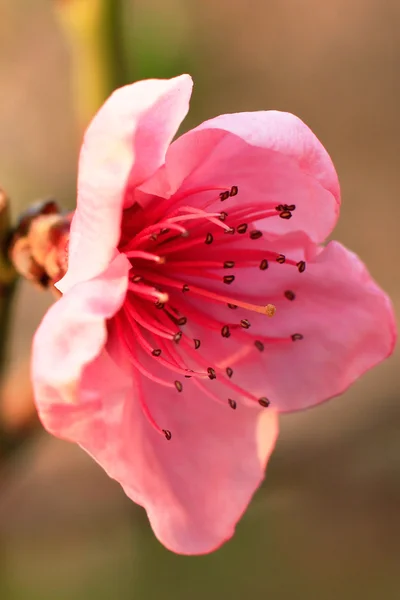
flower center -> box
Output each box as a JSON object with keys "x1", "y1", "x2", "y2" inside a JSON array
[{"x1": 115, "y1": 186, "x2": 305, "y2": 439}]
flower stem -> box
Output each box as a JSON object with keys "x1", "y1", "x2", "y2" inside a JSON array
[
  {"x1": 0, "y1": 190, "x2": 18, "y2": 369},
  {"x1": 0, "y1": 190, "x2": 21, "y2": 463},
  {"x1": 55, "y1": 0, "x2": 127, "y2": 130}
]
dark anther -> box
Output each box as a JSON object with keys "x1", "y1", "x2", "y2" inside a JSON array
[
  {"x1": 182, "y1": 284, "x2": 190, "y2": 292},
  {"x1": 226, "y1": 367, "x2": 233, "y2": 378},
  {"x1": 228, "y1": 399, "x2": 237, "y2": 410},
  {"x1": 175, "y1": 381, "x2": 183, "y2": 392},
  {"x1": 284, "y1": 290, "x2": 296, "y2": 301},
  {"x1": 254, "y1": 340, "x2": 265, "y2": 352},
  {"x1": 132, "y1": 275, "x2": 142, "y2": 283},
  {"x1": 276, "y1": 254, "x2": 286, "y2": 264},
  {"x1": 276, "y1": 203, "x2": 296, "y2": 212},
  {"x1": 279, "y1": 211, "x2": 292, "y2": 220},
  {"x1": 291, "y1": 333, "x2": 304, "y2": 341},
  {"x1": 163, "y1": 429, "x2": 172, "y2": 440},
  {"x1": 237, "y1": 223, "x2": 248, "y2": 234},
  {"x1": 230, "y1": 186, "x2": 238, "y2": 196},
  {"x1": 258, "y1": 397, "x2": 270, "y2": 408},
  {"x1": 227, "y1": 303, "x2": 238, "y2": 309},
  {"x1": 297, "y1": 260, "x2": 306, "y2": 273},
  {"x1": 224, "y1": 260, "x2": 235, "y2": 269},
  {"x1": 219, "y1": 211, "x2": 228, "y2": 221},
  {"x1": 155, "y1": 301, "x2": 165, "y2": 309},
  {"x1": 219, "y1": 190, "x2": 230, "y2": 201},
  {"x1": 159, "y1": 228, "x2": 170, "y2": 235},
  {"x1": 177, "y1": 316, "x2": 187, "y2": 326},
  {"x1": 240, "y1": 319, "x2": 251, "y2": 329},
  {"x1": 224, "y1": 227, "x2": 235, "y2": 235},
  {"x1": 185, "y1": 370, "x2": 194, "y2": 379},
  {"x1": 150, "y1": 233, "x2": 158, "y2": 241},
  {"x1": 221, "y1": 325, "x2": 231, "y2": 338},
  {"x1": 173, "y1": 331, "x2": 182, "y2": 343},
  {"x1": 250, "y1": 230, "x2": 263, "y2": 240},
  {"x1": 194, "y1": 338, "x2": 201, "y2": 350},
  {"x1": 207, "y1": 367, "x2": 217, "y2": 380},
  {"x1": 152, "y1": 349, "x2": 162, "y2": 357},
  {"x1": 259, "y1": 259, "x2": 269, "y2": 271},
  {"x1": 223, "y1": 275, "x2": 235, "y2": 285},
  {"x1": 205, "y1": 232, "x2": 213, "y2": 245}
]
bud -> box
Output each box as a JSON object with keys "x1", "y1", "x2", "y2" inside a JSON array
[{"x1": 8, "y1": 199, "x2": 71, "y2": 295}]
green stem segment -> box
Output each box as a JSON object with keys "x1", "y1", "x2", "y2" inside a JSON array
[{"x1": 55, "y1": 0, "x2": 127, "y2": 130}]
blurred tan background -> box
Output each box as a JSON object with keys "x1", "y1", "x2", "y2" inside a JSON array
[{"x1": 0, "y1": 1, "x2": 399, "y2": 599}]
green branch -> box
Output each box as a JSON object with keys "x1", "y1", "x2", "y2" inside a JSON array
[{"x1": 55, "y1": 0, "x2": 127, "y2": 130}]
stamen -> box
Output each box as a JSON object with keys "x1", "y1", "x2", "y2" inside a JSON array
[
  {"x1": 174, "y1": 331, "x2": 183, "y2": 343},
  {"x1": 132, "y1": 268, "x2": 277, "y2": 318},
  {"x1": 291, "y1": 333, "x2": 304, "y2": 341},
  {"x1": 125, "y1": 303, "x2": 175, "y2": 340},
  {"x1": 223, "y1": 275, "x2": 235, "y2": 284},
  {"x1": 284, "y1": 290, "x2": 296, "y2": 301},
  {"x1": 207, "y1": 367, "x2": 217, "y2": 380},
  {"x1": 258, "y1": 397, "x2": 270, "y2": 407},
  {"x1": 226, "y1": 367, "x2": 233, "y2": 378},
  {"x1": 128, "y1": 282, "x2": 169, "y2": 304},
  {"x1": 221, "y1": 325, "x2": 231, "y2": 338},
  {"x1": 297, "y1": 261, "x2": 306, "y2": 273},
  {"x1": 175, "y1": 380, "x2": 183, "y2": 392},
  {"x1": 228, "y1": 399, "x2": 237, "y2": 410}
]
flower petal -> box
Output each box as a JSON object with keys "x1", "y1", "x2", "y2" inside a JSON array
[
  {"x1": 59, "y1": 75, "x2": 193, "y2": 293},
  {"x1": 32, "y1": 253, "x2": 130, "y2": 414},
  {"x1": 34, "y1": 303, "x2": 278, "y2": 555},
  {"x1": 202, "y1": 240, "x2": 396, "y2": 412},
  {"x1": 140, "y1": 112, "x2": 340, "y2": 244},
  {"x1": 87, "y1": 360, "x2": 278, "y2": 555},
  {"x1": 126, "y1": 381, "x2": 278, "y2": 555}
]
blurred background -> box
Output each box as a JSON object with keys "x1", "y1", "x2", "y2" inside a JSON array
[{"x1": 0, "y1": 1, "x2": 399, "y2": 598}]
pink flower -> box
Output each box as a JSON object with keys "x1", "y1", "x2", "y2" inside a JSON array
[{"x1": 32, "y1": 75, "x2": 396, "y2": 554}]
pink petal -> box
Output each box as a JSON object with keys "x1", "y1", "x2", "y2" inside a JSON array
[
  {"x1": 198, "y1": 239, "x2": 395, "y2": 412},
  {"x1": 112, "y1": 353, "x2": 278, "y2": 554},
  {"x1": 59, "y1": 75, "x2": 193, "y2": 293},
  {"x1": 64, "y1": 355, "x2": 279, "y2": 554},
  {"x1": 139, "y1": 112, "x2": 340, "y2": 243},
  {"x1": 32, "y1": 248, "x2": 279, "y2": 554},
  {"x1": 32, "y1": 253, "x2": 130, "y2": 415},
  {"x1": 33, "y1": 290, "x2": 278, "y2": 554}
]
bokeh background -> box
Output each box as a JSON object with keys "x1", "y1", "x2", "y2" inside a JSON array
[{"x1": 0, "y1": 1, "x2": 399, "y2": 599}]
